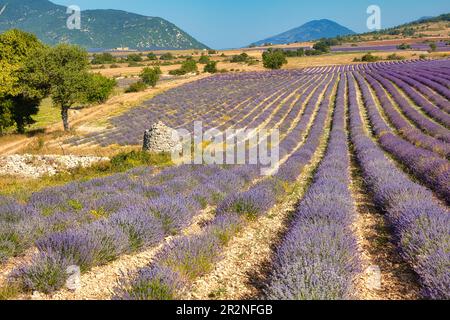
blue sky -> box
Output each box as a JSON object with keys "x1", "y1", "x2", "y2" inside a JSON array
[{"x1": 53, "y1": 0, "x2": 450, "y2": 49}]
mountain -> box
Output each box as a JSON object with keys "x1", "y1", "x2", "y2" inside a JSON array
[
  {"x1": 0, "y1": 0, "x2": 208, "y2": 50},
  {"x1": 251, "y1": 19, "x2": 355, "y2": 46}
]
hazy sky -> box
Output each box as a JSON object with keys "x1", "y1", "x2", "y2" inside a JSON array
[{"x1": 53, "y1": 0, "x2": 450, "y2": 48}]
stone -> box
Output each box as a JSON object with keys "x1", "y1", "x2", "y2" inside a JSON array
[{"x1": 142, "y1": 121, "x2": 182, "y2": 153}]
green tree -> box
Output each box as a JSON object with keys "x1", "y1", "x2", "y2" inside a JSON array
[
  {"x1": 127, "y1": 54, "x2": 143, "y2": 62},
  {"x1": 262, "y1": 50, "x2": 287, "y2": 70},
  {"x1": 140, "y1": 67, "x2": 161, "y2": 87},
  {"x1": 429, "y1": 43, "x2": 437, "y2": 52},
  {"x1": 160, "y1": 52, "x2": 175, "y2": 60},
  {"x1": 35, "y1": 44, "x2": 91, "y2": 131},
  {"x1": 0, "y1": 29, "x2": 47, "y2": 133},
  {"x1": 91, "y1": 53, "x2": 116, "y2": 65},
  {"x1": 204, "y1": 61, "x2": 218, "y2": 74},
  {"x1": 147, "y1": 52, "x2": 158, "y2": 60},
  {"x1": 231, "y1": 53, "x2": 249, "y2": 63},
  {"x1": 84, "y1": 74, "x2": 116, "y2": 104},
  {"x1": 199, "y1": 54, "x2": 210, "y2": 64},
  {"x1": 313, "y1": 41, "x2": 331, "y2": 53}
]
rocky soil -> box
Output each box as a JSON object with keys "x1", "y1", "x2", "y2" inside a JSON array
[{"x1": 0, "y1": 154, "x2": 109, "y2": 178}]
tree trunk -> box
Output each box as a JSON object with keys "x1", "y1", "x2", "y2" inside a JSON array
[{"x1": 61, "y1": 106, "x2": 70, "y2": 132}]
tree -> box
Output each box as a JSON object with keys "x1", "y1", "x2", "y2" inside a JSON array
[
  {"x1": 429, "y1": 43, "x2": 437, "y2": 52},
  {"x1": 262, "y1": 50, "x2": 287, "y2": 70},
  {"x1": 0, "y1": 29, "x2": 47, "y2": 133},
  {"x1": 35, "y1": 44, "x2": 91, "y2": 131},
  {"x1": 147, "y1": 52, "x2": 158, "y2": 60},
  {"x1": 169, "y1": 59, "x2": 198, "y2": 75},
  {"x1": 160, "y1": 52, "x2": 175, "y2": 60},
  {"x1": 204, "y1": 61, "x2": 218, "y2": 74},
  {"x1": 140, "y1": 67, "x2": 161, "y2": 87},
  {"x1": 199, "y1": 54, "x2": 210, "y2": 64},
  {"x1": 84, "y1": 74, "x2": 116, "y2": 104},
  {"x1": 127, "y1": 54, "x2": 143, "y2": 62},
  {"x1": 313, "y1": 41, "x2": 331, "y2": 53},
  {"x1": 91, "y1": 53, "x2": 116, "y2": 65},
  {"x1": 231, "y1": 53, "x2": 249, "y2": 63}
]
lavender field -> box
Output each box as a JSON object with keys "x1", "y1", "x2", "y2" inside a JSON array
[{"x1": 1, "y1": 58, "x2": 449, "y2": 300}]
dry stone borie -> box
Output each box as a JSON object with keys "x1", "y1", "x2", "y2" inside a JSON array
[{"x1": 142, "y1": 121, "x2": 182, "y2": 153}]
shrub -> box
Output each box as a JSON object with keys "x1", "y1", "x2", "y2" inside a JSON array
[
  {"x1": 230, "y1": 53, "x2": 250, "y2": 63},
  {"x1": 140, "y1": 67, "x2": 161, "y2": 87},
  {"x1": 262, "y1": 50, "x2": 287, "y2": 70},
  {"x1": 386, "y1": 54, "x2": 405, "y2": 61},
  {"x1": 169, "y1": 59, "x2": 198, "y2": 76},
  {"x1": 397, "y1": 43, "x2": 411, "y2": 50},
  {"x1": 313, "y1": 41, "x2": 331, "y2": 53},
  {"x1": 198, "y1": 55, "x2": 210, "y2": 64},
  {"x1": 84, "y1": 74, "x2": 116, "y2": 104},
  {"x1": 208, "y1": 50, "x2": 218, "y2": 55},
  {"x1": 91, "y1": 53, "x2": 116, "y2": 65},
  {"x1": 114, "y1": 266, "x2": 184, "y2": 300},
  {"x1": 160, "y1": 53, "x2": 175, "y2": 61},
  {"x1": 128, "y1": 61, "x2": 144, "y2": 67},
  {"x1": 125, "y1": 81, "x2": 147, "y2": 93},
  {"x1": 203, "y1": 61, "x2": 218, "y2": 74},
  {"x1": 361, "y1": 53, "x2": 381, "y2": 62},
  {"x1": 127, "y1": 54, "x2": 143, "y2": 62},
  {"x1": 147, "y1": 52, "x2": 157, "y2": 60}
]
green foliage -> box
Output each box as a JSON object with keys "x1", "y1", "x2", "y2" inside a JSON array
[
  {"x1": 283, "y1": 48, "x2": 305, "y2": 57},
  {"x1": 127, "y1": 54, "x2": 143, "y2": 62},
  {"x1": 313, "y1": 41, "x2": 331, "y2": 53},
  {"x1": 397, "y1": 43, "x2": 412, "y2": 50},
  {"x1": 140, "y1": 67, "x2": 161, "y2": 87},
  {"x1": 32, "y1": 44, "x2": 91, "y2": 131},
  {"x1": 147, "y1": 52, "x2": 158, "y2": 60},
  {"x1": 262, "y1": 50, "x2": 287, "y2": 70},
  {"x1": 204, "y1": 61, "x2": 218, "y2": 74},
  {"x1": 160, "y1": 53, "x2": 175, "y2": 60},
  {"x1": 91, "y1": 53, "x2": 116, "y2": 65},
  {"x1": 125, "y1": 81, "x2": 148, "y2": 93},
  {"x1": 429, "y1": 42, "x2": 437, "y2": 52},
  {"x1": 386, "y1": 53, "x2": 406, "y2": 61},
  {"x1": 169, "y1": 59, "x2": 198, "y2": 75},
  {"x1": 361, "y1": 52, "x2": 381, "y2": 62},
  {"x1": 84, "y1": 74, "x2": 116, "y2": 104},
  {"x1": 208, "y1": 50, "x2": 218, "y2": 55},
  {"x1": 230, "y1": 53, "x2": 250, "y2": 63},
  {"x1": 0, "y1": 29, "x2": 47, "y2": 133},
  {"x1": 198, "y1": 54, "x2": 210, "y2": 64}
]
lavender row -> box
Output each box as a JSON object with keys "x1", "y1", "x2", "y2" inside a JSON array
[
  {"x1": 383, "y1": 70, "x2": 450, "y2": 113},
  {"x1": 366, "y1": 72, "x2": 450, "y2": 143},
  {"x1": 113, "y1": 73, "x2": 339, "y2": 300},
  {"x1": 380, "y1": 72, "x2": 450, "y2": 127},
  {"x1": 355, "y1": 72, "x2": 450, "y2": 202},
  {"x1": 356, "y1": 72, "x2": 450, "y2": 157},
  {"x1": 265, "y1": 75, "x2": 360, "y2": 300},
  {"x1": 10, "y1": 165, "x2": 260, "y2": 293},
  {"x1": 348, "y1": 73, "x2": 449, "y2": 300}
]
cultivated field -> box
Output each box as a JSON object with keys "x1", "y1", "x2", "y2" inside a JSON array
[{"x1": 1, "y1": 57, "x2": 449, "y2": 300}]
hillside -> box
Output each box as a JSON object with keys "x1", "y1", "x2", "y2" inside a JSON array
[
  {"x1": 338, "y1": 13, "x2": 450, "y2": 42},
  {"x1": 251, "y1": 19, "x2": 355, "y2": 46},
  {"x1": 0, "y1": 0, "x2": 208, "y2": 50}
]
